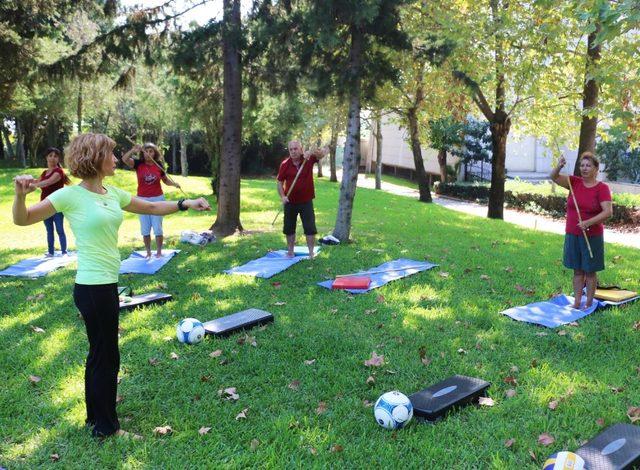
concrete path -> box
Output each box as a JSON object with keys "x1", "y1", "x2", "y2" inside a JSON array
[{"x1": 354, "y1": 174, "x2": 640, "y2": 249}]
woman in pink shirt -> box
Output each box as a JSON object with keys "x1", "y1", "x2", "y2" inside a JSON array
[{"x1": 550, "y1": 152, "x2": 613, "y2": 308}]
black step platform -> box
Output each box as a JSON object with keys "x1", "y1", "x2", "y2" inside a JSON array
[
  {"x1": 119, "y1": 292, "x2": 173, "y2": 311},
  {"x1": 409, "y1": 375, "x2": 491, "y2": 422},
  {"x1": 576, "y1": 423, "x2": 640, "y2": 469},
  {"x1": 203, "y1": 308, "x2": 274, "y2": 337}
]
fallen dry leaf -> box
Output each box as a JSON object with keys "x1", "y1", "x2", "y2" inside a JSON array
[
  {"x1": 153, "y1": 426, "x2": 172, "y2": 436},
  {"x1": 438, "y1": 271, "x2": 450, "y2": 278},
  {"x1": 304, "y1": 359, "x2": 316, "y2": 365},
  {"x1": 366, "y1": 375, "x2": 375, "y2": 385},
  {"x1": 235, "y1": 408, "x2": 248, "y2": 420},
  {"x1": 627, "y1": 406, "x2": 640, "y2": 423},
  {"x1": 596, "y1": 418, "x2": 605, "y2": 427},
  {"x1": 548, "y1": 400, "x2": 558, "y2": 410},
  {"x1": 219, "y1": 387, "x2": 240, "y2": 401},
  {"x1": 529, "y1": 450, "x2": 538, "y2": 462},
  {"x1": 363, "y1": 400, "x2": 374, "y2": 407},
  {"x1": 478, "y1": 397, "x2": 495, "y2": 407},
  {"x1": 504, "y1": 438, "x2": 515, "y2": 448},
  {"x1": 457, "y1": 348, "x2": 467, "y2": 355},
  {"x1": 50, "y1": 453, "x2": 59, "y2": 462},
  {"x1": 611, "y1": 386, "x2": 624, "y2": 394},
  {"x1": 308, "y1": 447, "x2": 317, "y2": 455},
  {"x1": 504, "y1": 376, "x2": 518, "y2": 386},
  {"x1": 480, "y1": 274, "x2": 490, "y2": 281},
  {"x1": 557, "y1": 330, "x2": 567, "y2": 336},
  {"x1": 272, "y1": 282, "x2": 281, "y2": 288},
  {"x1": 505, "y1": 389, "x2": 517, "y2": 398},
  {"x1": 288, "y1": 380, "x2": 300, "y2": 390},
  {"x1": 421, "y1": 356, "x2": 432, "y2": 366},
  {"x1": 569, "y1": 322, "x2": 579, "y2": 327},
  {"x1": 250, "y1": 439, "x2": 260, "y2": 451},
  {"x1": 510, "y1": 366, "x2": 519, "y2": 373},
  {"x1": 30, "y1": 325, "x2": 45, "y2": 334},
  {"x1": 116, "y1": 394, "x2": 124, "y2": 403},
  {"x1": 515, "y1": 284, "x2": 525, "y2": 292},
  {"x1": 538, "y1": 433, "x2": 555, "y2": 446},
  {"x1": 504, "y1": 266, "x2": 514, "y2": 273},
  {"x1": 28, "y1": 375, "x2": 41, "y2": 384},
  {"x1": 148, "y1": 357, "x2": 160, "y2": 366},
  {"x1": 316, "y1": 401, "x2": 327, "y2": 414},
  {"x1": 330, "y1": 444, "x2": 344, "y2": 453},
  {"x1": 209, "y1": 349, "x2": 223, "y2": 358},
  {"x1": 273, "y1": 301, "x2": 286, "y2": 306},
  {"x1": 170, "y1": 352, "x2": 179, "y2": 360},
  {"x1": 535, "y1": 332, "x2": 548, "y2": 337},
  {"x1": 199, "y1": 426, "x2": 211, "y2": 435},
  {"x1": 364, "y1": 351, "x2": 384, "y2": 367},
  {"x1": 376, "y1": 295, "x2": 385, "y2": 303}
]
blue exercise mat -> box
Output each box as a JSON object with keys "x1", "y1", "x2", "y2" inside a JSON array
[
  {"x1": 317, "y1": 258, "x2": 438, "y2": 294},
  {"x1": 502, "y1": 295, "x2": 601, "y2": 328},
  {"x1": 0, "y1": 252, "x2": 77, "y2": 278},
  {"x1": 119, "y1": 250, "x2": 180, "y2": 275},
  {"x1": 225, "y1": 246, "x2": 320, "y2": 279}
]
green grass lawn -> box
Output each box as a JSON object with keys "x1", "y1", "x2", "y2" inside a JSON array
[{"x1": 1, "y1": 168, "x2": 639, "y2": 468}]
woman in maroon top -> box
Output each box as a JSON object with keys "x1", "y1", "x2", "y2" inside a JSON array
[
  {"x1": 122, "y1": 142, "x2": 181, "y2": 258},
  {"x1": 30, "y1": 148, "x2": 71, "y2": 256},
  {"x1": 550, "y1": 152, "x2": 613, "y2": 308}
]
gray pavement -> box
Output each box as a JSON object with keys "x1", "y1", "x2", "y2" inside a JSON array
[{"x1": 355, "y1": 174, "x2": 640, "y2": 249}]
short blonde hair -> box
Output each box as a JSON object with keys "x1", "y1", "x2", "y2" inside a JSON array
[
  {"x1": 580, "y1": 151, "x2": 600, "y2": 168},
  {"x1": 65, "y1": 133, "x2": 116, "y2": 179}
]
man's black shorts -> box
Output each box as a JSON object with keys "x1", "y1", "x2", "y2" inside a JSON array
[{"x1": 283, "y1": 200, "x2": 317, "y2": 236}]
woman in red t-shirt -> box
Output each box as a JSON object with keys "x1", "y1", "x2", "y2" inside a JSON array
[
  {"x1": 122, "y1": 142, "x2": 181, "y2": 258},
  {"x1": 30, "y1": 148, "x2": 71, "y2": 256},
  {"x1": 550, "y1": 152, "x2": 613, "y2": 308}
]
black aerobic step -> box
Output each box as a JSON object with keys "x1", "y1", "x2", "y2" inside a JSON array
[
  {"x1": 119, "y1": 292, "x2": 173, "y2": 311},
  {"x1": 203, "y1": 308, "x2": 274, "y2": 337},
  {"x1": 576, "y1": 423, "x2": 640, "y2": 469},
  {"x1": 409, "y1": 375, "x2": 491, "y2": 422}
]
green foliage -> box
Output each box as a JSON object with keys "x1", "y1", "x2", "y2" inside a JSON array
[
  {"x1": 451, "y1": 117, "x2": 492, "y2": 164},
  {"x1": 1, "y1": 169, "x2": 640, "y2": 468},
  {"x1": 598, "y1": 134, "x2": 640, "y2": 183},
  {"x1": 428, "y1": 116, "x2": 463, "y2": 152}
]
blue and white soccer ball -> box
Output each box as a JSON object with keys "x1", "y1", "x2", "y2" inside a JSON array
[
  {"x1": 374, "y1": 391, "x2": 413, "y2": 430},
  {"x1": 176, "y1": 318, "x2": 205, "y2": 344},
  {"x1": 543, "y1": 451, "x2": 585, "y2": 470}
]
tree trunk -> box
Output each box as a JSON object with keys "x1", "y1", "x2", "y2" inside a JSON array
[
  {"x1": 437, "y1": 148, "x2": 447, "y2": 183},
  {"x1": 77, "y1": 81, "x2": 83, "y2": 134},
  {"x1": 407, "y1": 107, "x2": 432, "y2": 202},
  {"x1": 333, "y1": 26, "x2": 363, "y2": 242},
  {"x1": 329, "y1": 116, "x2": 338, "y2": 182},
  {"x1": 488, "y1": 111, "x2": 510, "y2": 219},
  {"x1": 171, "y1": 132, "x2": 178, "y2": 173},
  {"x1": 315, "y1": 138, "x2": 323, "y2": 177},
  {"x1": 574, "y1": 20, "x2": 601, "y2": 175},
  {"x1": 0, "y1": 125, "x2": 4, "y2": 160},
  {"x1": 180, "y1": 130, "x2": 188, "y2": 177},
  {"x1": 15, "y1": 119, "x2": 26, "y2": 167},
  {"x1": 2, "y1": 125, "x2": 15, "y2": 159},
  {"x1": 211, "y1": 0, "x2": 243, "y2": 237},
  {"x1": 375, "y1": 112, "x2": 383, "y2": 190}
]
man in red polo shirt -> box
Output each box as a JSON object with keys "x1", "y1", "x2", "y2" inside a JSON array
[{"x1": 276, "y1": 140, "x2": 327, "y2": 259}]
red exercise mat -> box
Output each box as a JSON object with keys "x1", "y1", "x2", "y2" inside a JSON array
[{"x1": 332, "y1": 276, "x2": 372, "y2": 290}]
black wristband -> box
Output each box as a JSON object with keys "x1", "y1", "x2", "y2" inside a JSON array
[{"x1": 177, "y1": 199, "x2": 188, "y2": 211}]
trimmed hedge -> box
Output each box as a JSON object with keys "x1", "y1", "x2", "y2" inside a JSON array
[{"x1": 434, "y1": 182, "x2": 640, "y2": 227}]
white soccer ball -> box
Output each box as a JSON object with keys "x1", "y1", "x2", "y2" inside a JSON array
[
  {"x1": 543, "y1": 451, "x2": 585, "y2": 470},
  {"x1": 374, "y1": 391, "x2": 413, "y2": 430},
  {"x1": 176, "y1": 318, "x2": 205, "y2": 344}
]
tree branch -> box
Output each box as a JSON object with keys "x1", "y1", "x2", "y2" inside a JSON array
[{"x1": 453, "y1": 70, "x2": 494, "y2": 121}]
